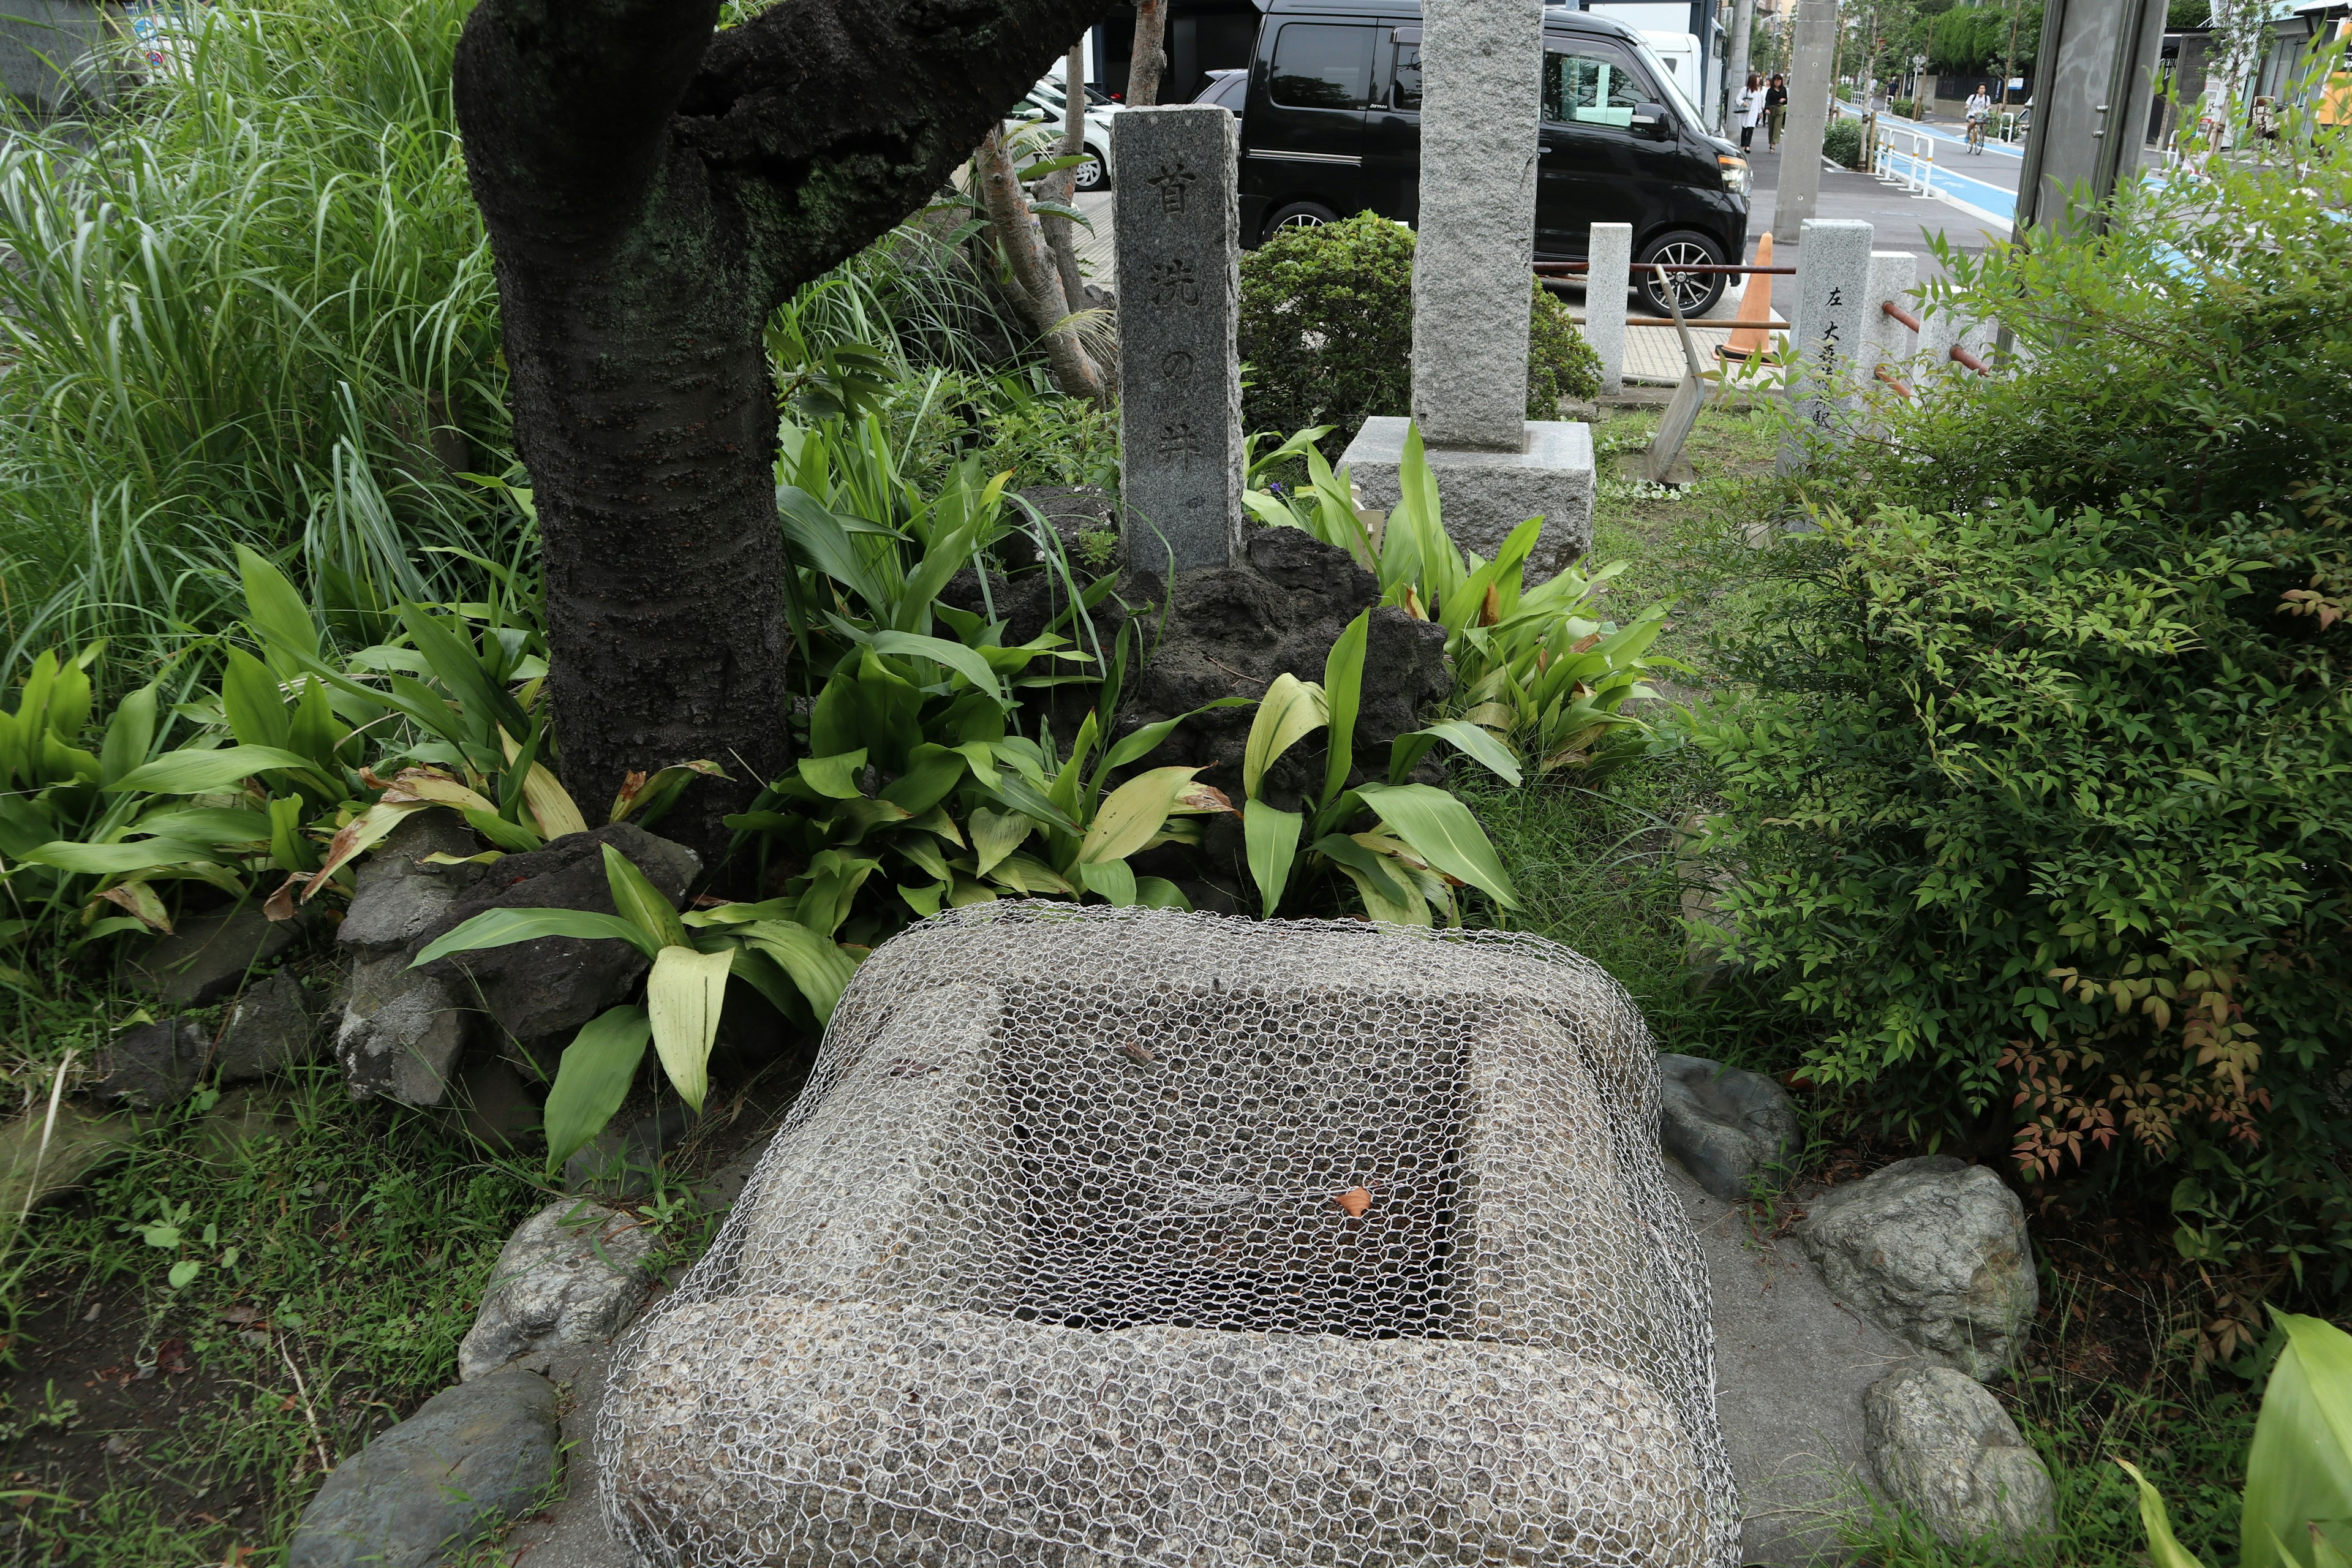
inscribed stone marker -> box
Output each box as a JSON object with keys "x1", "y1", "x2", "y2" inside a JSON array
[
  {"x1": 1787, "y1": 218, "x2": 1872, "y2": 452},
  {"x1": 1114, "y1": 106, "x2": 1243, "y2": 577}
]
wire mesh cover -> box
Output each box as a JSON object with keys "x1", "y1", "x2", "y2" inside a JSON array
[{"x1": 599, "y1": 905, "x2": 1740, "y2": 1567}]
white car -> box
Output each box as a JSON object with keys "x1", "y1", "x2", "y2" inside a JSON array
[{"x1": 1010, "y1": 75, "x2": 1118, "y2": 191}]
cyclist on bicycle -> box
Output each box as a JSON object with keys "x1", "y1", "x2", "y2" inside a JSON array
[{"x1": 1965, "y1": 84, "x2": 1993, "y2": 153}]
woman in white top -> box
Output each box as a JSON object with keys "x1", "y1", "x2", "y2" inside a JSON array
[
  {"x1": 1964, "y1": 86, "x2": 1993, "y2": 152},
  {"x1": 1735, "y1": 72, "x2": 1765, "y2": 151}
]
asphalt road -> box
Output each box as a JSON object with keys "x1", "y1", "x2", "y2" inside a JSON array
[{"x1": 1740, "y1": 138, "x2": 2018, "y2": 279}]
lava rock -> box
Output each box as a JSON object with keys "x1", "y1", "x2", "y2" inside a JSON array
[
  {"x1": 1866, "y1": 1364, "x2": 2055, "y2": 1547},
  {"x1": 1656, "y1": 1054, "x2": 1798, "y2": 1202},
  {"x1": 1001, "y1": 484, "x2": 1121, "y2": 575},
  {"x1": 563, "y1": 1104, "x2": 698, "y2": 1200},
  {"x1": 454, "y1": 1052, "x2": 541, "y2": 1151},
  {"x1": 418, "y1": 824, "x2": 698, "y2": 1074},
  {"x1": 285, "y1": 1368, "x2": 560, "y2": 1568},
  {"x1": 215, "y1": 973, "x2": 326, "y2": 1084},
  {"x1": 121, "y1": 903, "x2": 307, "y2": 1007},
  {"x1": 457, "y1": 1201, "x2": 655, "y2": 1382},
  {"x1": 91, "y1": 1019, "x2": 208, "y2": 1110},
  {"x1": 1119, "y1": 526, "x2": 1451, "y2": 799},
  {"x1": 333, "y1": 812, "x2": 494, "y2": 1109},
  {"x1": 1796, "y1": 1156, "x2": 2037, "y2": 1380}
]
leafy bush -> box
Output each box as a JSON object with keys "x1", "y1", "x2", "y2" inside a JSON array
[
  {"x1": 1698, "y1": 122, "x2": 2352, "y2": 1300},
  {"x1": 1822, "y1": 115, "x2": 1865, "y2": 169},
  {"x1": 1240, "y1": 213, "x2": 1602, "y2": 459}
]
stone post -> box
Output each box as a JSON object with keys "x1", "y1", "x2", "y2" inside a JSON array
[
  {"x1": 1773, "y1": 0, "x2": 1839, "y2": 245},
  {"x1": 1114, "y1": 105, "x2": 1243, "y2": 578},
  {"x1": 1409, "y1": 0, "x2": 1542, "y2": 450},
  {"x1": 1782, "y1": 218, "x2": 1871, "y2": 462},
  {"x1": 1586, "y1": 222, "x2": 1632, "y2": 399},
  {"x1": 1339, "y1": 0, "x2": 1594, "y2": 581}
]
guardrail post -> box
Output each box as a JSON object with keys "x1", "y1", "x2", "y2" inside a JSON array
[{"x1": 1587, "y1": 222, "x2": 1632, "y2": 398}]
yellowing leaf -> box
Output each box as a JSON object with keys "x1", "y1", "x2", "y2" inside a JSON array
[
  {"x1": 603, "y1": 843, "x2": 690, "y2": 950},
  {"x1": 307, "y1": 799, "x2": 435, "y2": 900},
  {"x1": 968, "y1": 807, "x2": 1031, "y2": 878},
  {"x1": 1079, "y1": 766, "x2": 1210, "y2": 865},
  {"x1": 646, "y1": 944, "x2": 733, "y2": 1113},
  {"x1": 1242, "y1": 674, "x2": 1329, "y2": 801}
]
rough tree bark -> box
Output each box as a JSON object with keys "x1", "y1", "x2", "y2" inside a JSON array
[
  {"x1": 973, "y1": 128, "x2": 1108, "y2": 403},
  {"x1": 1126, "y1": 0, "x2": 1170, "y2": 106},
  {"x1": 1043, "y1": 42, "x2": 1090, "y2": 314},
  {"x1": 452, "y1": 0, "x2": 1104, "y2": 876}
]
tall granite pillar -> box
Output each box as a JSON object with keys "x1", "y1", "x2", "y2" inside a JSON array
[
  {"x1": 1114, "y1": 106, "x2": 1245, "y2": 578},
  {"x1": 1773, "y1": 0, "x2": 1839, "y2": 244},
  {"x1": 1340, "y1": 0, "x2": 1594, "y2": 581}
]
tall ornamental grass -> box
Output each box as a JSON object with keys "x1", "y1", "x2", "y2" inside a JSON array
[{"x1": 0, "y1": 0, "x2": 522, "y2": 687}]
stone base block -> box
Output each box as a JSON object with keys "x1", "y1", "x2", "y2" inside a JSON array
[{"x1": 1339, "y1": 417, "x2": 1596, "y2": 581}]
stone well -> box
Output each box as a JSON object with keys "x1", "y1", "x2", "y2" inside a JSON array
[{"x1": 598, "y1": 907, "x2": 1740, "y2": 1567}]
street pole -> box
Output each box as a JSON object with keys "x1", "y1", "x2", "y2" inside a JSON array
[
  {"x1": 1999, "y1": 0, "x2": 2023, "y2": 124},
  {"x1": 1725, "y1": 0, "x2": 1757, "y2": 131},
  {"x1": 1774, "y1": 0, "x2": 1839, "y2": 244}
]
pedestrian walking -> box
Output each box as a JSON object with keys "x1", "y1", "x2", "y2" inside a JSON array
[
  {"x1": 1735, "y1": 71, "x2": 1765, "y2": 151},
  {"x1": 1765, "y1": 74, "x2": 1789, "y2": 150}
]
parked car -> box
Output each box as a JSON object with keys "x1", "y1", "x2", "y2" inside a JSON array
[
  {"x1": 1012, "y1": 75, "x2": 1119, "y2": 191},
  {"x1": 1234, "y1": 0, "x2": 1750, "y2": 315},
  {"x1": 1195, "y1": 68, "x2": 1248, "y2": 114}
]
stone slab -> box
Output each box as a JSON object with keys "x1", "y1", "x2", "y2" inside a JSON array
[
  {"x1": 1114, "y1": 105, "x2": 1243, "y2": 576},
  {"x1": 1784, "y1": 218, "x2": 1874, "y2": 461},
  {"x1": 1340, "y1": 415, "x2": 1596, "y2": 580},
  {"x1": 1411, "y1": 0, "x2": 1544, "y2": 449},
  {"x1": 1667, "y1": 1160, "x2": 1910, "y2": 1566}
]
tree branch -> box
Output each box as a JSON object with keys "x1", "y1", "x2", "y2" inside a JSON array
[{"x1": 676, "y1": 0, "x2": 1107, "y2": 303}]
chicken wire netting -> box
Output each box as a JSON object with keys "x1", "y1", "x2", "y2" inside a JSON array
[{"x1": 599, "y1": 905, "x2": 1740, "y2": 1568}]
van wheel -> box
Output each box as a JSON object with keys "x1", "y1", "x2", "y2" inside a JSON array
[
  {"x1": 1073, "y1": 146, "x2": 1109, "y2": 192},
  {"x1": 1636, "y1": 231, "x2": 1728, "y2": 318},
  {"x1": 1264, "y1": 202, "x2": 1339, "y2": 242}
]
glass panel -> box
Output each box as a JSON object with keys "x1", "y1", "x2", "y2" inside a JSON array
[
  {"x1": 1392, "y1": 40, "x2": 1422, "y2": 110},
  {"x1": 1542, "y1": 48, "x2": 1642, "y2": 128},
  {"x1": 1270, "y1": 24, "x2": 1374, "y2": 111}
]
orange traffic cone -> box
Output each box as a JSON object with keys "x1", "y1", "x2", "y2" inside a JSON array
[{"x1": 1719, "y1": 233, "x2": 1776, "y2": 363}]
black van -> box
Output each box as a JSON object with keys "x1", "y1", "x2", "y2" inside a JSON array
[{"x1": 1235, "y1": 0, "x2": 1751, "y2": 315}]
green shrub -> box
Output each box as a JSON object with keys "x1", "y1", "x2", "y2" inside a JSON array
[
  {"x1": 1698, "y1": 120, "x2": 2352, "y2": 1298},
  {"x1": 1239, "y1": 212, "x2": 1602, "y2": 459},
  {"x1": 1822, "y1": 115, "x2": 1865, "y2": 169},
  {"x1": 1929, "y1": 2, "x2": 2040, "y2": 72}
]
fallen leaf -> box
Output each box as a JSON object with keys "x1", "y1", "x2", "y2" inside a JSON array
[
  {"x1": 1121, "y1": 1041, "x2": 1157, "y2": 1064},
  {"x1": 217, "y1": 1305, "x2": 263, "y2": 1325},
  {"x1": 1333, "y1": 1187, "x2": 1373, "y2": 1218}
]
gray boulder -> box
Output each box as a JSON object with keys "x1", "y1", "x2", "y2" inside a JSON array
[
  {"x1": 1796, "y1": 1155, "x2": 2037, "y2": 1380},
  {"x1": 418, "y1": 824, "x2": 698, "y2": 1075},
  {"x1": 334, "y1": 813, "x2": 492, "y2": 1108},
  {"x1": 457, "y1": 1200, "x2": 655, "y2": 1382},
  {"x1": 285, "y1": 1368, "x2": 559, "y2": 1568},
  {"x1": 1657, "y1": 1053, "x2": 1798, "y2": 1201},
  {"x1": 91, "y1": 1020, "x2": 208, "y2": 1110},
  {"x1": 1866, "y1": 1364, "x2": 2055, "y2": 1547},
  {"x1": 216, "y1": 972, "x2": 326, "y2": 1084},
  {"x1": 121, "y1": 902, "x2": 307, "y2": 1007}
]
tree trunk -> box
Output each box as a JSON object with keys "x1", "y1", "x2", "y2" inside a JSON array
[
  {"x1": 974, "y1": 128, "x2": 1108, "y2": 404},
  {"x1": 1042, "y1": 42, "x2": 1089, "y2": 315},
  {"x1": 453, "y1": 0, "x2": 1108, "y2": 876},
  {"x1": 1126, "y1": 0, "x2": 1170, "y2": 106}
]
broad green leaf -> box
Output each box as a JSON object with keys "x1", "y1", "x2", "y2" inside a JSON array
[
  {"x1": 1079, "y1": 766, "x2": 1205, "y2": 865},
  {"x1": 288, "y1": 677, "x2": 344, "y2": 774},
  {"x1": 880, "y1": 744, "x2": 967, "y2": 816},
  {"x1": 107, "y1": 745, "x2": 321, "y2": 796},
  {"x1": 398, "y1": 601, "x2": 530, "y2": 742},
  {"x1": 1408, "y1": 718, "x2": 1525, "y2": 787},
  {"x1": 969, "y1": 807, "x2": 1031, "y2": 877},
  {"x1": 1242, "y1": 674, "x2": 1329, "y2": 801},
  {"x1": 1321, "y1": 611, "x2": 1370, "y2": 807},
  {"x1": 266, "y1": 794, "x2": 314, "y2": 873},
  {"x1": 1354, "y1": 782, "x2": 1521, "y2": 910},
  {"x1": 235, "y1": 545, "x2": 321, "y2": 669},
  {"x1": 2118, "y1": 1461, "x2": 2214, "y2": 1568},
  {"x1": 739, "y1": 919, "x2": 860, "y2": 1021},
  {"x1": 1325, "y1": 858, "x2": 1427, "y2": 926},
  {"x1": 1244, "y1": 801, "x2": 1302, "y2": 920},
  {"x1": 864, "y1": 631, "x2": 1008, "y2": 704},
  {"x1": 900, "y1": 880, "x2": 948, "y2": 918},
  {"x1": 893, "y1": 833, "x2": 953, "y2": 883},
  {"x1": 647, "y1": 944, "x2": 732, "y2": 1112},
  {"x1": 1078, "y1": 859, "x2": 1138, "y2": 906},
  {"x1": 989, "y1": 851, "x2": 1076, "y2": 897},
  {"x1": 1098, "y1": 696, "x2": 1256, "y2": 780},
  {"x1": 1136, "y1": 876, "x2": 1191, "y2": 910},
  {"x1": 2244, "y1": 1314, "x2": 2352, "y2": 1568},
  {"x1": 984, "y1": 765, "x2": 1083, "y2": 835},
  {"x1": 604, "y1": 843, "x2": 690, "y2": 949},
  {"x1": 25, "y1": 839, "x2": 219, "y2": 875},
  {"x1": 541, "y1": 1006, "x2": 651, "y2": 1170},
  {"x1": 1312, "y1": 831, "x2": 1415, "y2": 910},
  {"x1": 99, "y1": 685, "x2": 159, "y2": 788},
  {"x1": 413, "y1": 907, "x2": 660, "y2": 967},
  {"x1": 133, "y1": 807, "x2": 273, "y2": 846},
  {"x1": 775, "y1": 484, "x2": 891, "y2": 612},
  {"x1": 462, "y1": 808, "x2": 543, "y2": 853},
  {"x1": 798, "y1": 749, "x2": 869, "y2": 800}
]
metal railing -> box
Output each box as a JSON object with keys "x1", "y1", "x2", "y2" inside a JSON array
[{"x1": 1871, "y1": 119, "x2": 1940, "y2": 195}]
